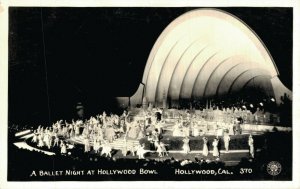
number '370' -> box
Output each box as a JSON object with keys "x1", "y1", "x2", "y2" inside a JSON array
[{"x1": 240, "y1": 168, "x2": 252, "y2": 174}]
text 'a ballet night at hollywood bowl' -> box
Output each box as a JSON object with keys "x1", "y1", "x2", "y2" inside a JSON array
[{"x1": 30, "y1": 169, "x2": 158, "y2": 177}]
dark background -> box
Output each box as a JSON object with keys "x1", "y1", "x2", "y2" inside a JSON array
[{"x1": 8, "y1": 7, "x2": 293, "y2": 126}]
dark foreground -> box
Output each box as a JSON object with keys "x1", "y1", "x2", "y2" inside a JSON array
[{"x1": 7, "y1": 130, "x2": 292, "y2": 181}]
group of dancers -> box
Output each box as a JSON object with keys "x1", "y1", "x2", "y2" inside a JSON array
[
  {"x1": 29, "y1": 109, "x2": 163, "y2": 157},
  {"x1": 31, "y1": 125, "x2": 70, "y2": 154},
  {"x1": 181, "y1": 134, "x2": 254, "y2": 158},
  {"x1": 29, "y1": 108, "x2": 255, "y2": 159},
  {"x1": 181, "y1": 136, "x2": 222, "y2": 157}
]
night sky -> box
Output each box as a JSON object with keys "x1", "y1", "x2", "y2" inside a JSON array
[{"x1": 8, "y1": 7, "x2": 293, "y2": 125}]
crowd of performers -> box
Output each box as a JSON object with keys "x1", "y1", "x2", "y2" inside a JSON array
[
  {"x1": 166, "y1": 106, "x2": 278, "y2": 125},
  {"x1": 29, "y1": 108, "x2": 255, "y2": 160},
  {"x1": 179, "y1": 134, "x2": 254, "y2": 159},
  {"x1": 29, "y1": 110, "x2": 152, "y2": 158}
]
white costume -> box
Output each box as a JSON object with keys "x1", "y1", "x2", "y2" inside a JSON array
[
  {"x1": 37, "y1": 135, "x2": 44, "y2": 147},
  {"x1": 60, "y1": 142, "x2": 67, "y2": 154},
  {"x1": 157, "y1": 143, "x2": 163, "y2": 157},
  {"x1": 93, "y1": 139, "x2": 100, "y2": 153},
  {"x1": 202, "y1": 137, "x2": 209, "y2": 156},
  {"x1": 223, "y1": 134, "x2": 231, "y2": 152},
  {"x1": 53, "y1": 136, "x2": 59, "y2": 147},
  {"x1": 212, "y1": 139, "x2": 219, "y2": 157},
  {"x1": 183, "y1": 126, "x2": 190, "y2": 137},
  {"x1": 248, "y1": 135, "x2": 254, "y2": 158},
  {"x1": 172, "y1": 123, "x2": 182, "y2": 137},
  {"x1": 31, "y1": 132, "x2": 38, "y2": 143},
  {"x1": 192, "y1": 123, "x2": 199, "y2": 137},
  {"x1": 100, "y1": 143, "x2": 112, "y2": 157},
  {"x1": 137, "y1": 144, "x2": 146, "y2": 159},
  {"x1": 182, "y1": 137, "x2": 190, "y2": 154},
  {"x1": 84, "y1": 138, "x2": 90, "y2": 153}
]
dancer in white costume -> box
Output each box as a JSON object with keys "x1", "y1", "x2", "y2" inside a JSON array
[
  {"x1": 31, "y1": 130, "x2": 38, "y2": 143},
  {"x1": 212, "y1": 138, "x2": 219, "y2": 157},
  {"x1": 248, "y1": 134, "x2": 255, "y2": 158},
  {"x1": 156, "y1": 142, "x2": 163, "y2": 157},
  {"x1": 202, "y1": 137, "x2": 209, "y2": 156},
  {"x1": 84, "y1": 137, "x2": 90, "y2": 153},
  {"x1": 160, "y1": 142, "x2": 168, "y2": 157},
  {"x1": 192, "y1": 122, "x2": 199, "y2": 137},
  {"x1": 136, "y1": 144, "x2": 147, "y2": 159},
  {"x1": 75, "y1": 124, "x2": 80, "y2": 136},
  {"x1": 100, "y1": 142, "x2": 112, "y2": 158},
  {"x1": 53, "y1": 135, "x2": 59, "y2": 147},
  {"x1": 183, "y1": 124, "x2": 190, "y2": 137},
  {"x1": 172, "y1": 120, "x2": 182, "y2": 137},
  {"x1": 37, "y1": 134, "x2": 44, "y2": 147},
  {"x1": 223, "y1": 134, "x2": 231, "y2": 153},
  {"x1": 93, "y1": 138, "x2": 100, "y2": 153},
  {"x1": 60, "y1": 140, "x2": 67, "y2": 154},
  {"x1": 43, "y1": 134, "x2": 51, "y2": 149},
  {"x1": 182, "y1": 137, "x2": 190, "y2": 154}
]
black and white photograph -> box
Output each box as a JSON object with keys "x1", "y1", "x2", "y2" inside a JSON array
[{"x1": 1, "y1": 2, "x2": 299, "y2": 188}]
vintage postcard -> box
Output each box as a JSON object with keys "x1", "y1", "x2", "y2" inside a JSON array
[{"x1": 0, "y1": 1, "x2": 299, "y2": 189}]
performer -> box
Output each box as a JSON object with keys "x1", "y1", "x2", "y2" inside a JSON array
[
  {"x1": 37, "y1": 125, "x2": 42, "y2": 133},
  {"x1": 202, "y1": 137, "x2": 209, "y2": 156},
  {"x1": 182, "y1": 137, "x2": 190, "y2": 154},
  {"x1": 152, "y1": 129, "x2": 160, "y2": 146},
  {"x1": 60, "y1": 140, "x2": 67, "y2": 155},
  {"x1": 212, "y1": 138, "x2": 219, "y2": 157},
  {"x1": 154, "y1": 120, "x2": 163, "y2": 134},
  {"x1": 47, "y1": 134, "x2": 52, "y2": 149},
  {"x1": 183, "y1": 124, "x2": 190, "y2": 137},
  {"x1": 121, "y1": 138, "x2": 128, "y2": 156},
  {"x1": 131, "y1": 144, "x2": 139, "y2": 156},
  {"x1": 137, "y1": 124, "x2": 145, "y2": 139},
  {"x1": 93, "y1": 138, "x2": 100, "y2": 153},
  {"x1": 136, "y1": 144, "x2": 146, "y2": 159},
  {"x1": 147, "y1": 132, "x2": 155, "y2": 150},
  {"x1": 192, "y1": 121, "x2": 199, "y2": 137},
  {"x1": 43, "y1": 131, "x2": 49, "y2": 145},
  {"x1": 97, "y1": 130, "x2": 104, "y2": 144},
  {"x1": 75, "y1": 124, "x2": 80, "y2": 136},
  {"x1": 84, "y1": 137, "x2": 90, "y2": 153},
  {"x1": 145, "y1": 112, "x2": 152, "y2": 126},
  {"x1": 172, "y1": 120, "x2": 182, "y2": 137},
  {"x1": 31, "y1": 130, "x2": 38, "y2": 143},
  {"x1": 120, "y1": 110, "x2": 127, "y2": 121},
  {"x1": 248, "y1": 134, "x2": 255, "y2": 158},
  {"x1": 100, "y1": 142, "x2": 112, "y2": 158},
  {"x1": 37, "y1": 134, "x2": 44, "y2": 147},
  {"x1": 156, "y1": 142, "x2": 163, "y2": 157},
  {"x1": 62, "y1": 126, "x2": 68, "y2": 138},
  {"x1": 160, "y1": 142, "x2": 168, "y2": 157},
  {"x1": 233, "y1": 119, "x2": 242, "y2": 135},
  {"x1": 44, "y1": 133, "x2": 51, "y2": 149},
  {"x1": 69, "y1": 127, "x2": 75, "y2": 138},
  {"x1": 125, "y1": 118, "x2": 139, "y2": 139},
  {"x1": 228, "y1": 123, "x2": 234, "y2": 135},
  {"x1": 119, "y1": 119, "x2": 126, "y2": 134},
  {"x1": 128, "y1": 122, "x2": 140, "y2": 139},
  {"x1": 53, "y1": 134, "x2": 59, "y2": 147},
  {"x1": 82, "y1": 126, "x2": 88, "y2": 137},
  {"x1": 223, "y1": 134, "x2": 231, "y2": 153},
  {"x1": 105, "y1": 125, "x2": 115, "y2": 142}
]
